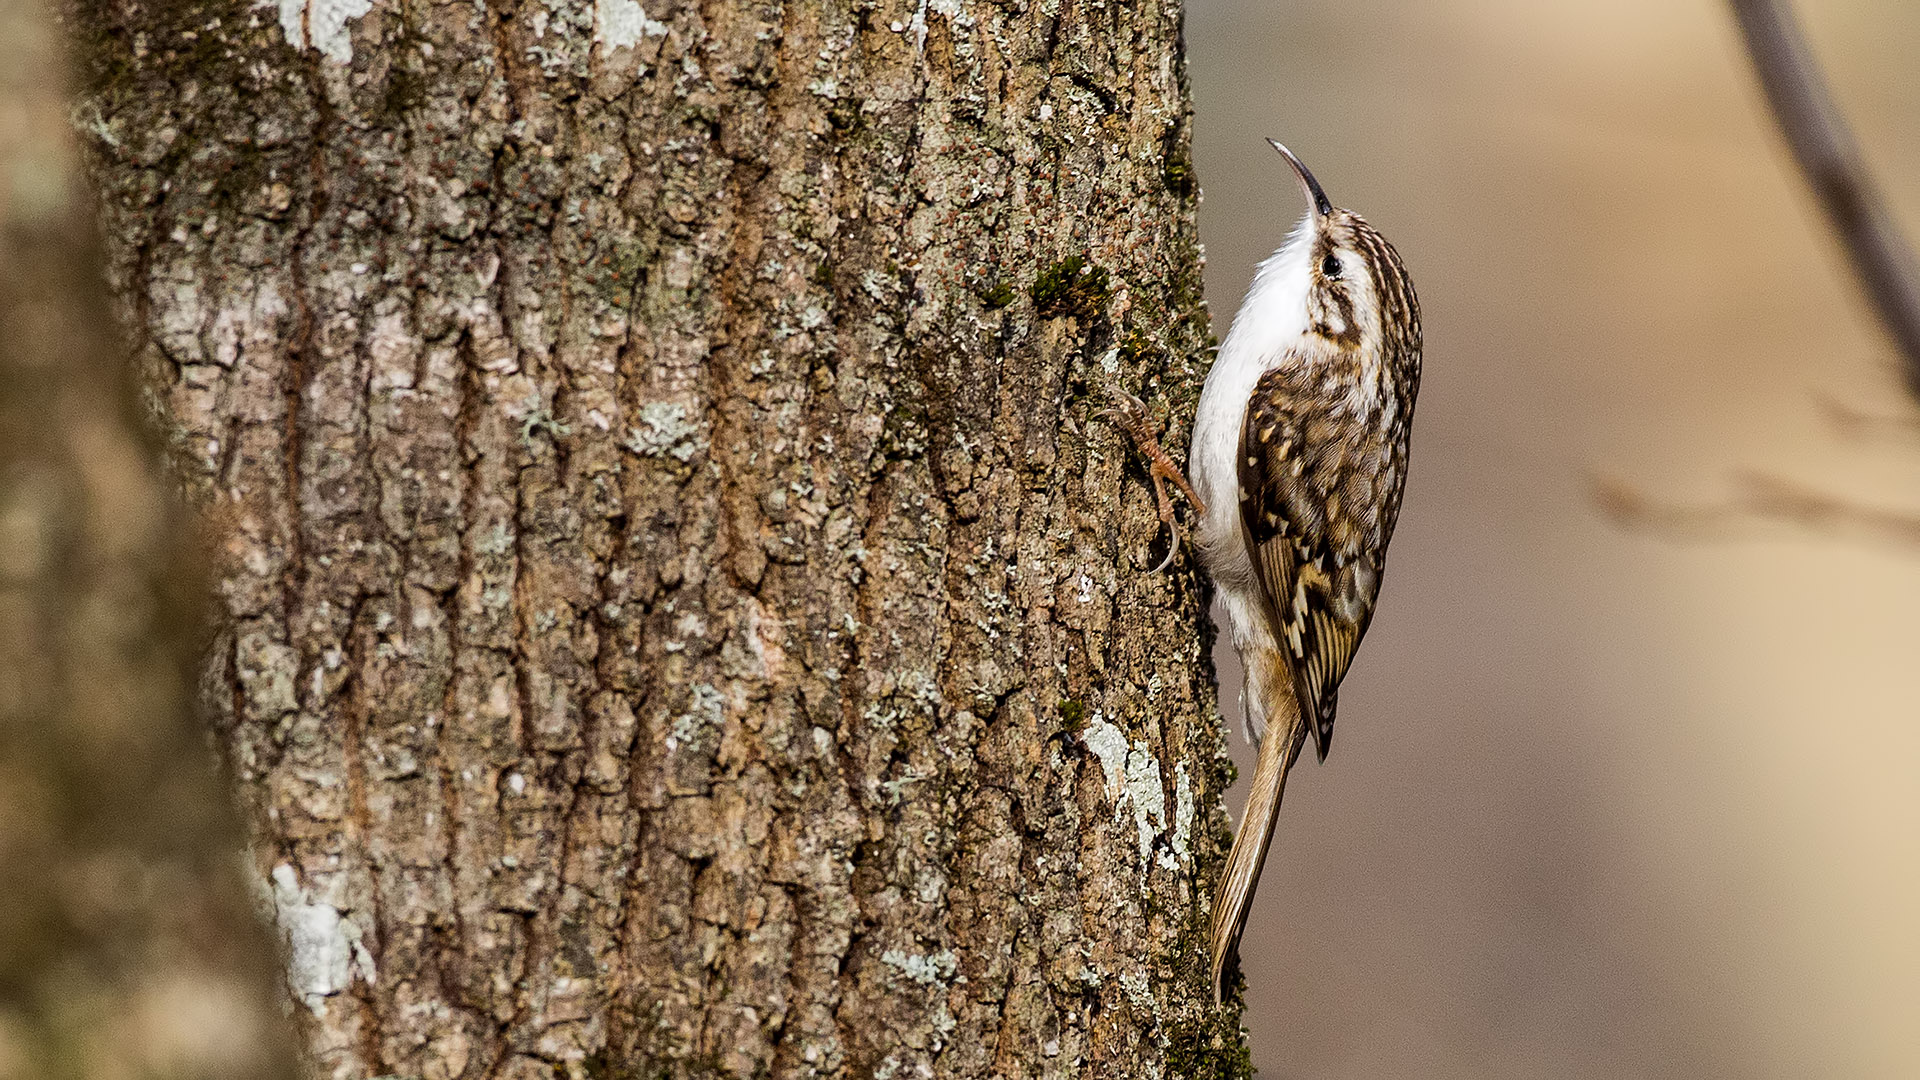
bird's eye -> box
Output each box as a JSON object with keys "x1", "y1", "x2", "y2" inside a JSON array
[{"x1": 1321, "y1": 253, "x2": 1341, "y2": 278}]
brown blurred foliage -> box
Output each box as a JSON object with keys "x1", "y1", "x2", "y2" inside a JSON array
[{"x1": 0, "y1": 0, "x2": 297, "y2": 1075}]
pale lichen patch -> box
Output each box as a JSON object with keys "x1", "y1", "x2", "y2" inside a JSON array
[
  {"x1": 667, "y1": 683, "x2": 725, "y2": 752},
  {"x1": 595, "y1": 0, "x2": 667, "y2": 50},
  {"x1": 623, "y1": 401, "x2": 707, "y2": 462},
  {"x1": 1124, "y1": 744, "x2": 1168, "y2": 870},
  {"x1": 1169, "y1": 762, "x2": 1196, "y2": 866},
  {"x1": 880, "y1": 947, "x2": 958, "y2": 986},
  {"x1": 1082, "y1": 716, "x2": 1176, "y2": 876},
  {"x1": 268, "y1": 864, "x2": 374, "y2": 1016},
  {"x1": 1082, "y1": 714, "x2": 1130, "y2": 798},
  {"x1": 906, "y1": 0, "x2": 968, "y2": 53},
  {"x1": 267, "y1": 0, "x2": 375, "y2": 64}
]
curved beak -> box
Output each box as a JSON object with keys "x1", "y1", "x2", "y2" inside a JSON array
[{"x1": 1267, "y1": 139, "x2": 1332, "y2": 218}]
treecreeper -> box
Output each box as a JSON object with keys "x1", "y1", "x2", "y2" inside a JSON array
[{"x1": 1109, "y1": 140, "x2": 1423, "y2": 1004}]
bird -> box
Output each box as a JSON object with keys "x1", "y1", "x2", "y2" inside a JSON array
[{"x1": 1107, "y1": 140, "x2": 1421, "y2": 1003}]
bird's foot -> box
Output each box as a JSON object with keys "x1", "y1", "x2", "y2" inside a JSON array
[{"x1": 1101, "y1": 384, "x2": 1208, "y2": 572}]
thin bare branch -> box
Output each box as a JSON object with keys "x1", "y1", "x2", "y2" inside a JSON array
[
  {"x1": 1593, "y1": 470, "x2": 1920, "y2": 548},
  {"x1": 1813, "y1": 393, "x2": 1920, "y2": 442},
  {"x1": 1729, "y1": 0, "x2": 1920, "y2": 396},
  {"x1": 1735, "y1": 471, "x2": 1920, "y2": 544},
  {"x1": 1591, "y1": 473, "x2": 1748, "y2": 540}
]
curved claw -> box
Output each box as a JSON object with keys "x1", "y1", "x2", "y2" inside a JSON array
[
  {"x1": 1099, "y1": 384, "x2": 1152, "y2": 434},
  {"x1": 1152, "y1": 528, "x2": 1180, "y2": 574},
  {"x1": 1101, "y1": 381, "x2": 1206, "y2": 574}
]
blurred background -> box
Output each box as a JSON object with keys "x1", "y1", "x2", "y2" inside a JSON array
[{"x1": 1185, "y1": 1, "x2": 1920, "y2": 1076}]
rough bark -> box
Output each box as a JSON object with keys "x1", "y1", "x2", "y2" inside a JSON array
[
  {"x1": 73, "y1": 0, "x2": 1237, "y2": 1076},
  {"x1": 0, "y1": 0, "x2": 299, "y2": 1076}
]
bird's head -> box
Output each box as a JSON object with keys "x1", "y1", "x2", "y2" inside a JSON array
[{"x1": 1268, "y1": 140, "x2": 1419, "y2": 355}]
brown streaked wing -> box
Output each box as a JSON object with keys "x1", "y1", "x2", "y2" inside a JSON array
[{"x1": 1237, "y1": 365, "x2": 1378, "y2": 760}]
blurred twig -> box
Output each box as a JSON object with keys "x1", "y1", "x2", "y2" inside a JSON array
[
  {"x1": 1729, "y1": 0, "x2": 1920, "y2": 398},
  {"x1": 1591, "y1": 474, "x2": 1745, "y2": 540},
  {"x1": 1594, "y1": 471, "x2": 1920, "y2": 548},
  {"x1": 1814, "y1": 393, "x2": 1920, "y2": 442}
]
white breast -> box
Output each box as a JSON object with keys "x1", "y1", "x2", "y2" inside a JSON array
[{"x1": 1189, "y1": 213, "x2": 1315, "y2": 599}]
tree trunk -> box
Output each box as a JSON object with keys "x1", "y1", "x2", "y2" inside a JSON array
[
  {"x1": 74, "y1": 0, "x2": 1238, "y2": 1076},
  {"x1": 0, "y1": 0, "x2": 298, "y2": 1076}
]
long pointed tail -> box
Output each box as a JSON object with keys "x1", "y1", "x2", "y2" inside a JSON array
[{"x1": 1209, "y1": 653, "x2": 1307, "y2": 1004}]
